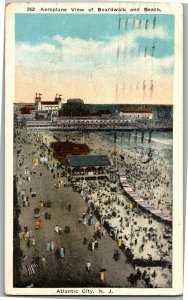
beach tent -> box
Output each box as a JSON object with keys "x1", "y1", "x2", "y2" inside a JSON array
[
  {"x1": 124, "y1": 188, "x2": 134, "y2": 193},
  {"x1": 137, "y1": 200, "x2": 147, "y2": 205},
  {"x1": 132, "y1": 196, "x2": 141, "y2": 200},
  {"x1": 130, "y1": 193, "x2": 139, "y2": 198},
  {"x1": 164, "y1": 216, "x2": 173, "y2": 222},
  {"x1": 141, "y1": 203, "x2": 153, "y2": 208},
  {"x1": 150, "y1": 209, "x2": 162, "y2": 214},
  {"x1": 134, "y1": 198, "x2": 143, "y2": 203}
]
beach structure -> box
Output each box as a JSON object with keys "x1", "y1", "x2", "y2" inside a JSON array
[
  {"x1": 64, "y1": 98, "x2": 85, "y2": 111},
  {"x1": 59, "y1": 110, "x2": 112, "y2": 118},
  {"x1": 19, "y1": 104, "x2": 34, "y2": 115},
  {"x1": 119, "y1": 175, "x2": 172, "y2": 224},
  {"x1": 35, "y1": 93, "x2": 62, "y2": 112},
  {"x1": 119, "y1": 110, "x2": 153, "y2": 120},
  {"x1": 65, "y1": 154, "x2": 110, "y2": 180},
  {"x1": 67, "y1": 98, "x2": 84, "y2": 105},
  {"x1": 50, "y1": 141, "x2": 90, "y2": 160}
]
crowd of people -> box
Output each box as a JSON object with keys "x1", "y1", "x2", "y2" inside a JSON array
[
  {"x1": 70, "y1": 178, "x2": 172, "y2": 287},
  {"x1": 72, "y1": 179, "x2": 172, "y2": 261},
  {"x1": 46, "y1": 130, "x2": 173, "y2": 287},
  {"x1": 55, "y1": 130, "x2": 172, "y2": 216},
  {"x1": 13, "y1": 128, "x2": 172, "y2": 288},
  {"x1": 14, "y1": 130, "x2": 71, "y2": 274}
]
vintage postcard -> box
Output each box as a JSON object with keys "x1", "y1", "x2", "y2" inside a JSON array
[{"x1": 5, "y1": 2, "x2": 183, "y2": 296}]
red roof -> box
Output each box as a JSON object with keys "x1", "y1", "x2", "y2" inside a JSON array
[
  {"x1": 41, "y1": 101, "x2": 59, "y2": 105},
  {"x1": 59, "y1": 111, "x2": 97, "y2": 117},
  {"x1": 20, "y1": 105, "x2": 34, "y2": 114},
  {"x1": 97, "y1": 110, "x2": 111, "y2": 115},
  {"x1": 59, "y1": 110, "x2": 111, "y2": 117},
  {"x1": 51, "y1": 141, "x2": 90, "y2": 155},
  {"x1": 120, "y1": 110, "x2": 152, "y2": 114}
]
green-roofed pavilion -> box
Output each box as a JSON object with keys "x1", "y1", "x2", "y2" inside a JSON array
[{"x1": 65, "y1": 154, "x2": 110, "y2": 180}]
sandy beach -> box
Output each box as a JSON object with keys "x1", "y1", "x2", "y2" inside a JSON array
[
  {"x1": 24, "y1": 129, "x2": 172, "y2": 288},
  {"x1": 48, "y1": 130, "x2": 173, "y2": 215}
]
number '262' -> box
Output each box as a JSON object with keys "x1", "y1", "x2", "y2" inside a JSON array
[{"x1": 27, "y1": 7, "x2": 35, "y2": 11}]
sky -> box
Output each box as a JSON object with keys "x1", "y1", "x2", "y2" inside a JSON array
[{"x1": 15, "y1": 14, "x2": 174, "y2": 104}]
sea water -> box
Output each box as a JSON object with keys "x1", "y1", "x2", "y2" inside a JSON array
[{"x1": 107, "y1": 130, "x2": 173, "y2": 166}]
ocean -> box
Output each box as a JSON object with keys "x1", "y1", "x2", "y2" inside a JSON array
[{"x1": 103, "y1": 130, "x2": 173, "y2": 166}]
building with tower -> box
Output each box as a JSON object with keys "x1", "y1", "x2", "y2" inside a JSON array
[{"x1": 35, "y1": 93, "x2": 62, "y2": 112}]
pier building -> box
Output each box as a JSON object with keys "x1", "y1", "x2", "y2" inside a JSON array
[
  {"x1": 50, "y1": 141, "x2": 90, "y2": 160},
  {"x1": 119, "y1": 110, "x2": 153, "y2": 120},
  {"x1": 35, "y1": 93, "x2": 62, "y2": 112}
]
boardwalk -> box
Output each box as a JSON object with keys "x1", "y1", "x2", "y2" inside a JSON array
[
  {"x1": 14, "y1": 129, "x2": 139, "y2": 288},
  {"x1": 25, "y1": 119, "x2": 172, "y2": 131}
]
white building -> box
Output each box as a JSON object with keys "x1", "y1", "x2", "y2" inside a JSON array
[
  {"x1": 119, "y1": 110, "x2": 153, "y2": 120},
  {"x1": 35, "y1": 93, "x2": 62, "y2": 112}
]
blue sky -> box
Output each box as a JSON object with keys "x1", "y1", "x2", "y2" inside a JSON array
[
  {"x1": 15, "y1": 14, "x2": 174, "y2": 58},
  {"x1": 15, "y1": 13, "x2": 175, "y2": 103}
]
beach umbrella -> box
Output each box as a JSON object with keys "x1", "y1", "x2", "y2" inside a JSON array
[
  {"x1": 130, "y1": 194, "x2": 139, "y2": 197},
  {"x1": 124, "y1": 188, "x2": 134, "y2": 193},
  {"x1": 165, "y1": 217, "x2": 173, "y2": 222},
  {"x1": 137, "y1": 200, "x2": 147, "y2": 205},
  {"x1": 134, "y1": 199, "x2": 142, "y2": 203},
  {"x1": 142, "y1": 203, "x2": 153, "y2": 208},
  {"x1": 160, "y1": 213, "x2": 170, "y2": 219}
]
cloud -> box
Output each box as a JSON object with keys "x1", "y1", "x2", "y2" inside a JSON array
[{"x1": 15, "y1": 25, "x2": 174, "y2": 82}]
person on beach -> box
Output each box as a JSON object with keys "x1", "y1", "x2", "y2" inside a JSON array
[
  {"x1": 102, "y1": 229, "x2": 106, "y2": 236},
  {"x1": 26, "y1": 235, "x2": 31, "y2": 247},
  {"x1": 100, "y1": 270, "x2": 105, "y2": 282},
  {"x1": 46, "y1": 242, "x2": 51, "y2": 252},
  {"x1": 83, "y1": 236, "x2": 88, "y2": 245},
  {"x1": 25, "y1": 231, "x2": 30, "y2": 240},
  {"x1": 23, "y1": 224, "x2": 27, "y2": 232},
  {"x1": 40, "y1": 201, "x2": 44, "y2": 208},
  {"x1": 51, "y1": 241, "x2": 55, "y2": 251},
  {"x1": 94, "y1": 240, "x2": 99, "y2": 249},
  {"x1": 32, "y1": 236, "x2": 36, "y2": 245},
  {"x1": 55, "y1": 225, "x2": 59, "y2": 234},
  {"x1": 86, "y1": 262, "x2": 91, "y2": 272},
  {"x1": 91, "y1": 241, "x2": 95, "y2": 252},
  {"x1": 59, "y1": 247, "x2": 65, "y2": 258},
  {"x1": 58, "y1": 226, "x2": 62, "y2": 235},
  {"x1": 82, "y1": 216, "x2": 87, "y2": 225},
  {"x1": 47, "y1": 200, "x2": 52, "y2": 208},
  {"x1": 19, "y1": 231, "x2": 24, "y2": 240},
  {"x1": 113, "y1": 250, "x2": 120, "y2": 261},
  {"x1": 42, "y1": 257, "x2": 46, "y2": 269}
]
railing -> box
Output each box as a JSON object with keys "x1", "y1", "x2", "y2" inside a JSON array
[{"x1": 25, "y1": 118, "x2": 172, "y2": 131}]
